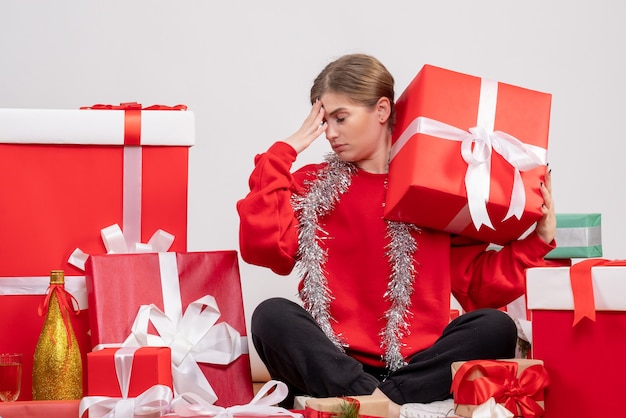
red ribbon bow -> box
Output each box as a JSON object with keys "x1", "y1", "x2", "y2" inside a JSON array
[
  {"x1": 38, "y1": 283, "x2": 81, "y2": 349},
  {"x1": 79, "y1": 102, "x2": 187, "y2": 145},
  {"x1": 451, "y1": 360, "x2": 549, "y2": 418},
  {"x1": 569, "y1": 258, "x2": 626, "y2": 325}
]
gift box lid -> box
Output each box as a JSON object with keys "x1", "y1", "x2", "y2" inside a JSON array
[
  {"x1": 0, "y1": 106, "x2": 194, "y2": 146},
  {"x1": 527, "y1": 266, "x2": 626, "y2": 311}
]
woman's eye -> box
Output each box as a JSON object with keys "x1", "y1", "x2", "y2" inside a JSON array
[{"x1": 336, "y1": 117, "x2": 345, "y2": 123}]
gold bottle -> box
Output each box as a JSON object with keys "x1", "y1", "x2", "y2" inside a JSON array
[{"x1": 32, "y1": 270, "x2": 83, "y2": 399}]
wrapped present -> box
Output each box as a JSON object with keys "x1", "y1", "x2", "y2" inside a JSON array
[
  {"x1": 87, "y1": 347, "x2": 172, "y2": 398},
  {"x1": 85, "y1": 251, "x2": 253, "y2": 407},
  {"x1": 384, "y1": 65, "x2": 551, "y2": 245},
  {"x1": 0, "y1": 103, "x2": 193, "y2": 399},
  {"x1": 526, "y1": 260, "x2": 626, "y2": 417},
  {"x1": 451, "y1": 359, "x2": 548, "y2": 417},
  {"x1": 544, "y1": 213, "x2": 602, "y2": 259},
  {"x1": 303, "y1": 395, "x2": 388, "y2": 418},
  {"x1": 0, "y1": 400, "x2": 79, "y2": 418}
]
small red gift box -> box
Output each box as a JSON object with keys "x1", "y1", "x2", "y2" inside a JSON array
[
  {"x1": 384, "y1": 65, "x2": 551, "y2": 245},
  {"x1": 0, "y1": 104, "x2": 193, "y2": 400},
  {"x1": 527, "y1": 261, "x2": 626, "y2": 417},
  {"x1": 451, "y1": 359, "x2": 548, "y2": 417},
  {"x1": 87, "y1": 347, "x2": 172, "y2": 398},
  {"x1": 85, "y1": 251, "x2": 254, "y2": 407}
]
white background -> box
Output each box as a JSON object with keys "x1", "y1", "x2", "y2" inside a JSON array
[{"x1": 2, "y1": 1, "x2": 624, "y2": 380}]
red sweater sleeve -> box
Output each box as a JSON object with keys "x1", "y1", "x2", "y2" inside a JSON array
[
  {"x1": 236, "y1": 142, "x2": 302, "y2": 276},
  {"x1": 451, "y1": 231, "x2": 556, "y2": 311}
]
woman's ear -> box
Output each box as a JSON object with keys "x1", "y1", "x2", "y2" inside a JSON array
[{"x1": 376, "y1": 97, "x2": 391, "y2": 123}]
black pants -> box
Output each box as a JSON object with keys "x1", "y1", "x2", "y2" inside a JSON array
[{"x1": 251, "y1": 297, "x2": 517, "y2": 406}]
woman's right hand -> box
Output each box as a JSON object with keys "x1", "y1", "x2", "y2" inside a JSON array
[{"x1": 283, "y1": 99, "x2": 327, "y2": 154}]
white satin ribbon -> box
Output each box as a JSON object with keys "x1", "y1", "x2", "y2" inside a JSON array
[
  {"x1": 171, "y1": 380, "x2": 302, "y2": 418},
  {"x1": 122, "y1": 252, "x2": 248, "y2": 404},
  {"x1": 0, "y1": 275, "x2": 88, "y2": 309},
  {"x1": 471, "y1": 398, "x2": 514, "y2": 418},
  {"x1": 390, "y1": 79, "x2": 547, "y2": 231},
  {"x1": 78, "y1": 384, "x2": 173, "y2": 418},
  {"x1": 68, "y1": 223, "x2": 174, "y2": 270}
]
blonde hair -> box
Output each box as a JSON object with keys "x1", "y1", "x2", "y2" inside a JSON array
[{"x1": 310, "y1": 54, "x2": 395, "y2": 128}]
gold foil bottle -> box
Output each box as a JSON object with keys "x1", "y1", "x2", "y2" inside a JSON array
[{"x1": 32, "y1": 270, "x2": 83, "y2": 399}]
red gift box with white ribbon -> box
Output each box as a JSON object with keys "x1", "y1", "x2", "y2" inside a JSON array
[
  {"x1": 0, "y1": 103, "x2": 193, "y2": 400},
  {"x1": 85, "y1": 251, "x2": 254, "y2": 407},
  {"x1": 526, "y1": 260, "x2": 626, "y2": 417},
  {"x1": 384, "y1": 65, "x2": 551, "y2": 245}
]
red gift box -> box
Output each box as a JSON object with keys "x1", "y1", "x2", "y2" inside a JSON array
[
  {"x1": 85, "y1": 251, "x2": 254, "y2": 407},
  {"x1": 527, "y1": 261, "x2": 626, "y2": 417},
  {"x1": 0, "y1": 104, "x2": 193, "y2": 400},
  {"x1": 87, "y1": 347, "x2": 172, "y2": 398},
  {"x1": 384, "y1": 65, "x2": 551, "y2": 245}
]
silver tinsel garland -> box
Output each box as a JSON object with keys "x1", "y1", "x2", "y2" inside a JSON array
[{"x1": 292, "y1": 153, "x2": 418, "y2": 371}]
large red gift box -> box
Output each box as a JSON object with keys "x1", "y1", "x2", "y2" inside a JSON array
[
  {"x1": 384, "y1": 65, "x2": 551, "y2": 245},
  {"x1": 85, "y1": 250, "x2": 254, "y2": 407},
  {"x1": 0, "y1": 104, "x2": 193, "y2": 400},
  {"x1": 87, "y1": 347, "x2": 173, "y2": 397},
  {"x1": 527, "y1": 261, "x2": 626, "y2": 417}
]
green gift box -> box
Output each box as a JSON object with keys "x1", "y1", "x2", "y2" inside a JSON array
[{"x1": 545, "y1": 213, "x2": 602, "y2": 259}]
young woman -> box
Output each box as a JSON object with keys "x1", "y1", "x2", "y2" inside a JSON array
[{"x1": 237, "y1": 54, "x2": 556, "y2": 418}]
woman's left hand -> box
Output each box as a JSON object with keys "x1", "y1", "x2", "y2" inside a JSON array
[{"x1": 535, "y1": 168, "x2": 556, "y2": 244}]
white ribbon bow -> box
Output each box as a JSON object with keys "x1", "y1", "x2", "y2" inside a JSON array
[
  {"x1": 171, "y1": 380, "x2": 303, "y2": 418},
  {"x1": 472, "y1": 397, "x2": 514, "y2": 418},
  {"x1": 390, "y1": 79, "x2": 547, "y2": 231},
  {"x1": 123, "y1": 295, "x2": 248, "y2": 404},
  {"x1": 79, "y1": 347, "x2": 173, "y2": 418},
  {"x1": 68, "y1": 223, "x2": 174, "y2": 270}
]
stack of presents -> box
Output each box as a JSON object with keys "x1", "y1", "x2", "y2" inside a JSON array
[{"x1": 0, "y1": 65, "x2": 616, "y2": 418}]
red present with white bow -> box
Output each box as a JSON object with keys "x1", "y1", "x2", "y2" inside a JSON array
[
  {"x1": 384, "y1": 65, "x2": 551, "y2": 245},
  {"x1": 85, "y1": 251, "x2": 254, "y2": 407},
  {"x1": 0, "y1": 103, "x2": 193, "y2": 400},
  {"x1": 87, "y1": 347, "x2": 173, "y2": 398},
  {"x1": 81, "y1": 346, "x2": 173, "y2": 418},
  {"x1": 526, "y1": 261, "x2": 626, "y2": 417}
]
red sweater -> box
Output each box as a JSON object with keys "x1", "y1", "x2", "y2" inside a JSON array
[{"x1": 237, "y1": 141, "x2": 554, "y2": 367}]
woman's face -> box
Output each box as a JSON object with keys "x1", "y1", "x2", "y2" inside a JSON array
[{"x1": 320, "y1": 92, "x2": 390, "y2": 173}]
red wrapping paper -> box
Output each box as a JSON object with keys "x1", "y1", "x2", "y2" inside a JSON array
[
  {"x1": 384, "y1": 65, "x2": 551, "y2": 245},
  {"x1": 85, "y1": 251, "x2": 254, "y2": 407},
  {"x1": 87, "y1": 347, "x2": 172, "y2": 398},
  {"x1": 527, "y1": 265, "x2": 626, "y2": 417}
]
